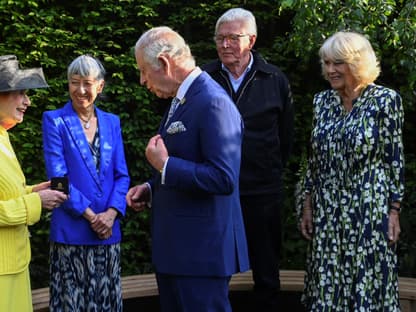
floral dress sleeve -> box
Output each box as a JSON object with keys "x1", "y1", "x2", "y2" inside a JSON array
[{"x1": 380, "y1": 90, "x2": 405, "y2": 204}]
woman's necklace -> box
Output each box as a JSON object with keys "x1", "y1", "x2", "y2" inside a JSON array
[{"x1": 78, "y1": 111, "x2": 94, "y2": 129}]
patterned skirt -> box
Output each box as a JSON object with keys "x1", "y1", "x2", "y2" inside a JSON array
[{"x1": 49, "y1": 242, "x2": 122, "y2": 312}]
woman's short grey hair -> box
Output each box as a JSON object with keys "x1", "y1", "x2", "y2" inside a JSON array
[
  {"x1": 67, "y1": 55, "x2": 106, "y2": 81},
  {"x1": 319, "y1": 31, "x2": 380, "y2": 86},
  {"x1": 135, "y1": 26, "x2": 195, "y2": 71},
  {"x1": 215, "y1": 8, "x2": 257, "y2": 37}
]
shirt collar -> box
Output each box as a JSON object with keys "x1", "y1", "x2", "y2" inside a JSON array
[
  {"x1": 221, "y1": 52, "x2": 253, "y2": 77},
  {"x1": 176, "y1": 66, "x2": 202, "y2": 104}
]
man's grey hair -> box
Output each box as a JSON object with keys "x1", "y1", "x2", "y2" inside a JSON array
[
  {"x1": 135, "y1": 26, "x2": 195, "y2": 70},
  {"x1": 215, "y1": 8, "x2": 257, "y2": 36}
]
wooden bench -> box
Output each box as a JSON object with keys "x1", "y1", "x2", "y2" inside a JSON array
[
  {"x1": 399, "y1": 276, "x2": 416, "y2": 312},
  {"x1": 32, "y1": 270, "x2": 416, "y2": 312},
  {"x1": 228, "y1": 270, "x2": 305, "y2": 292}
]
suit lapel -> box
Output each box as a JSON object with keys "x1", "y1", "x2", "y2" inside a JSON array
[
  {"x1": 159, "y1": 109, "x2": 169, "y2": 135},
  {"x1": 96, "y1": 108, "x2": 112, "y2": 185},
  {"x1": 62, "y1": 102, "x2": 101, "y2": 189},
  {"x1": 160, "y1": 71, "x2": 204, "y2": 137}
]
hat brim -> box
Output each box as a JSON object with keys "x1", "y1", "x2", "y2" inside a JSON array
[{"x1": 0, "y1": 68, "x2": 49, "y2": 92}]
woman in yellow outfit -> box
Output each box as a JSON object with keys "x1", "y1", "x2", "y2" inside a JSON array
[{"x1": 0, "y1": 55, "x2": 68, "y2": 311}]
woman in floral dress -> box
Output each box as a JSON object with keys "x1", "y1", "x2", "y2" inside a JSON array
[{"x1": 300, "y1": 31, "x2": 404, "y2": 311}]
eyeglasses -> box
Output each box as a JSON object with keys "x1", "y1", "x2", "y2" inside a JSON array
[{"x1": 214, "y1": 34, "x2": 249, "y2": 44}]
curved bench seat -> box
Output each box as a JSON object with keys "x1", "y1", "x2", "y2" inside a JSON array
[{"x1": 32, "y1": 270, "x2": 416, "y2": 312}]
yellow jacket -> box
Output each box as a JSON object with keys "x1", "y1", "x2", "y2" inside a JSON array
[{"x1": 0, "y1": 126, "x2": 41, "y2": 275}]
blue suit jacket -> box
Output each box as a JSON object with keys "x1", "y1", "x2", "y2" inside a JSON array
[
  {"x1": 42, "y1": 101, "x2": 130, "y2": 245},
  {"x1": 149, "y1": 71, "x2": 249, "y2": 277}
]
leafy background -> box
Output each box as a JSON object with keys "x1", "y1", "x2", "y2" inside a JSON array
[{"x1": 0, "y1": 0, "x2": 414, "y2": 288}]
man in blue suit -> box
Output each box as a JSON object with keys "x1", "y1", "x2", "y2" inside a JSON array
[{"x1": 126, "y1": 26, "x2": 249, "y2": 311}]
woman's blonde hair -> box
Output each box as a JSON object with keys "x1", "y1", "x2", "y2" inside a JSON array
[{"x1": 319, "y1": 31, "x2": 380, "y2": 87}]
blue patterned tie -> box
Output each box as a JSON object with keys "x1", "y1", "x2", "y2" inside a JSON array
[{"x1": 165, "y1": 97, "x2": 180, "y2": 127}]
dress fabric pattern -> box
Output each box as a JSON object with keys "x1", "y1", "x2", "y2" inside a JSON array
[
  {"x1": 88, "y1": 127, "x2": 100, "y2": 173},
  {"x1": 302, "y1": 84, "x2": 404, "y2": 311},
  {"x1": 49, "y1": 243, "x2": 122, "y2": 312}
]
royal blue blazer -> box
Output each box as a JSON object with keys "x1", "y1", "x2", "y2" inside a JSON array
[
  {"x1": 42, "y1": 101, "x2": 130, "y2": 245},
  {"x1": 149, "y1": 72, "x2": 250, "y2": 277}
]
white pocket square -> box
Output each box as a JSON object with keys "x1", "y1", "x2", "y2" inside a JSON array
[{"x1": 167, "y1": 121, "x2": 187, "y2": 134}]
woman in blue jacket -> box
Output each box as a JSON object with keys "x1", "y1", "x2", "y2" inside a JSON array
[{"x1": 42, "y1": 55, "x2": 130, "y2": 312}]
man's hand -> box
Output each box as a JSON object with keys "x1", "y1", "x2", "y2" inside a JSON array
[
  {"x1": 126, "y1": 184, "x2": 151, "y2": 212},
  {"x1": 145, "y1": 134, "x2": 168, "y2": 172}
]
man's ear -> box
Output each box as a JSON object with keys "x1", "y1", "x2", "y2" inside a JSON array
[
  {"x1": 249, "y1": 35, "x2": 257, "y2": 50},
  {"x1": 158, "y1": 55, "x2": 170, "y2": 75}
]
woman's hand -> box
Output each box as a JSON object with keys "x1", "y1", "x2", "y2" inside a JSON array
[
  {"x1": 32, "y1": 181, "x2": 51, "y2": 192},
  {"x1": 89, "y1": 208, "x2": 118, "y2": 239},
  {"x1": 300, "y1": 194, "x2": 313, "y2": 240},
  {"x1": 98, "y1": 228, "x2": 112, "y2": 240},
  {"x1": 388, "y1": 210, "x2": 401, "y2": 244},
  {"x1": 37, "y1": 189, "x2": 68, "y2": 210},
  {"x1": 34, "y1": 181, "x2": 68, "y2": 210}
]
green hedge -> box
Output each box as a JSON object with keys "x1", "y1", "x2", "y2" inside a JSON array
[{"x1": 0, "y1": 0, "x2": 414, "y2": 288}]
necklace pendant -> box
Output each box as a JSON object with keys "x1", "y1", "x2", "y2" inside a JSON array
[{"x1": 84, "y1": 121, "x2": 90, "y2": 129}]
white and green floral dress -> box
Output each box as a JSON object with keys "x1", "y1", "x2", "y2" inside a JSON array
[{"x1": 302, "y1": 84, "x2": 405, "y2": 311}]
